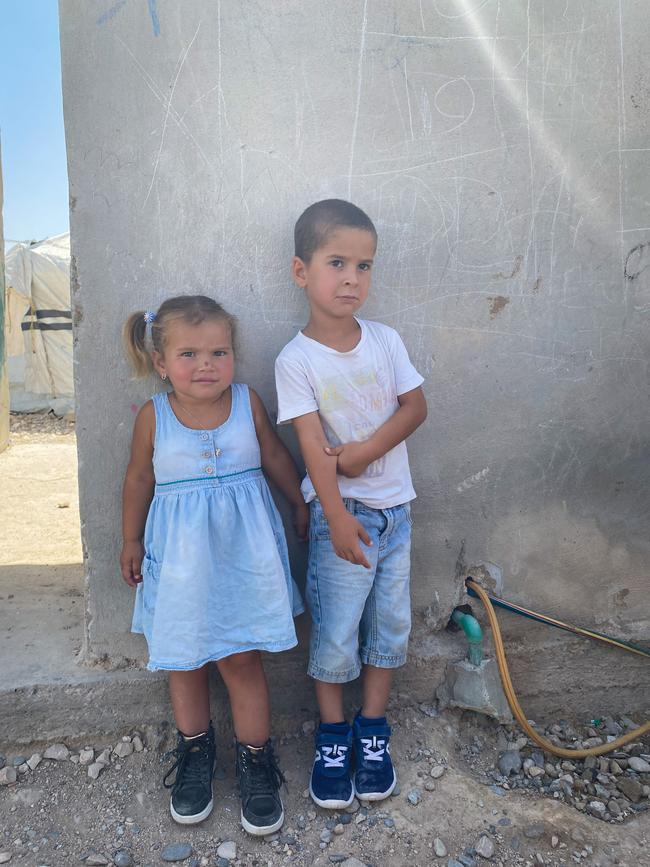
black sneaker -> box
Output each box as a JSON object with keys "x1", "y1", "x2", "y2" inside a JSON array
[
  {"x1": 236, "y1": 740, "x2": 285, "y2": 836},
  {"x1": 163, "y1": 725, "x2": 215, "y2": 824}
]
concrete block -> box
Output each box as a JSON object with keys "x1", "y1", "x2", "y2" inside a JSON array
[{"x1": 437, "y1": 657, "x2": 513, "y2": 723}]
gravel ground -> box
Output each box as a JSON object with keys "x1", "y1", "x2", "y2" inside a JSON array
[
  {"x1": 8, "y1": 411, "x2": 76, "y2": 442},
  {"x1": 1, "y1": 707, "x2": 649, "y2": 867}
]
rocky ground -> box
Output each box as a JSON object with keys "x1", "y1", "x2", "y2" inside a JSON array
[{"x1": 0, "y1": 707, "x2": 648, "y2": 867}]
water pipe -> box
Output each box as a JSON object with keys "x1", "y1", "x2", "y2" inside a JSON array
[{"x1": 451, "y1": 608, "x2": 483, "y2": 666}]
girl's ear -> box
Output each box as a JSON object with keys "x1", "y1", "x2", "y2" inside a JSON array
[
  {"x1": 292, "y1": 256, "x2": 308, "y2": 288},
  {"x1": 152, "y1": 350, "x2": 166, "y2": 379}
]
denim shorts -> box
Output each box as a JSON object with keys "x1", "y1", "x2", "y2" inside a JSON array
[{"x1": 306, "y1": 498, "x2": 412, "y2": 683}]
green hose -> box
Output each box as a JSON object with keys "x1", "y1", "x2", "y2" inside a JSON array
[{"x1": 451, "y1": 609, "x2": 483, "y2": 666}]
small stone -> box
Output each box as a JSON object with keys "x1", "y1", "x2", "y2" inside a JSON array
[
  {"x1": 617, "y1": 777, "x2": 643, "y2": 802},
  {"x1": 87, "y1": 763, "x2": 104, "y2": 780},
  {"x1": 345, "y1": 797, "x2": 360, "y2": 813},
  {"x1": 79, "y1": 749, "x2": 94, "y2": 766},
  {"x1": 0, "y1": 855, "x2": 11, "y2": 865},
  {"x1": 113, "y1": 742, "x2": 134, "y2": 759},
  {"x1": 131, "y1": 736, "x2": 144, "y2": 752},
  {"x1": 425, "y1": 780, "x2": 436, "y2": 791},
  {"x1": 94, "y1": 748, "x2": 111, "y2": 766},
  {"x1": 25, "y1": 754, "x2": 41, "y2": 771},
  {"x1": 434, "y1": 838, "x2": 447, "y2": 857},
  {"x1": 430, "y1": 764, "x2": 446, "y2": 779},
  {"x1": 161, "y1": 843, "x2": 193, "y2": 862},
  {"x1": 11, "y1": 756, "x2": 26, "y2": 767},
  {"x1": 587, "y1": 800, "x2": 606, "y2": 817},
  {"x1": 320, "y1": 830, "x2": 332, "y2": 844},
  {"x1": 113, "y1": 851, "x2": 134, "y2": 867},
  {"x1": 447, "y1": 860, "x2": 465, "y2": 867},
  {"x1": 85, "y1": 856, "x2": 110, "y2": 866},
  {"x1": 628, "y1": 757, "x2": 650, "y2": 773},
  {"x1": 43, "y1": 744, "x2": 69, "y2": 762},
  {"x1": 333, "y1": 824, "x2": 344, "y2": 835},
  {"x1": 407, "y1": 788, "x2": 421, "y2": 805},
  {"x1": 0, "y1": 768, "x2": 17, "y2": 785},
  {"x1": 475, "y1": 836, "x2": 495, "y2": 859},
  {"x1": 216, "y1": 841, "x2": 236, "y2": 861},
  {"x1": 524, "y1": 824, "x2": 545, "y2": 840},
  {"x1": 301, "y1": 720, "x2": 316, "y2": 736}
]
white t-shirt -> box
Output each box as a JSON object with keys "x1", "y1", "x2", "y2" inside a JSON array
[{"x1": 275, "y1": 318, "x2": 424, "y2": 509}]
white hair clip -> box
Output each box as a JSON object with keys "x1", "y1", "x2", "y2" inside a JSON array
[{"x1": 143, "y1": 310, "x2": 157, "y2": 324}]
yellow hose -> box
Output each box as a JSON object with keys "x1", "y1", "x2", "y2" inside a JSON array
[{"x1": 466, "y1": 579, "x2": 650, "y2": 758}]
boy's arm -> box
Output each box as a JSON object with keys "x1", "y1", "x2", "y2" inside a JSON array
[
  {"x1": 249, "y1": 388, "x2": 309, "y2": 541},
  {"x1": 326, "y1": 386, "x2": 427, "y2": 478},
  {"x1": 292, "y1": 412, "x2": 372, "y2": 568},
  {"x1": 120, "y1": 402, "x2": 156, "y2": 587}
]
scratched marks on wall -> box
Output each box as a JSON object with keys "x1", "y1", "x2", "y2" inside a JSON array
[{"x1": 97, "y1": 0, "x2": 160, "y2": 36}]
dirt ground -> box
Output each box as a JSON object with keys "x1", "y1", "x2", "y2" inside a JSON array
[{"x1": 0, "y1": 414, "x2": 649, "y2": 867}]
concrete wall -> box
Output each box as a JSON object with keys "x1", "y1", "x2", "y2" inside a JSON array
[
  {"x1": 0, "y1": 139, "x2": 8, "y2": 453},
  {"x1": 59, "y1": 1, "x2": 650, "y2": 671}
]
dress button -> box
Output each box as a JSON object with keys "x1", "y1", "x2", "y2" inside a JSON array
[
  {"x1": 202, "y1": 450, "x2": 211, "y2": 458},
  {"x1": 201, "y1": 433, "x2": 209, "y2": 441},
  {"x1": 205, "y1": 466, "x2": 214, "y2": 474}
]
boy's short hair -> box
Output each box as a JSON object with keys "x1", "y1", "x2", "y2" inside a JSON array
[{"x1": 294, "y1": 199, "x2": 377, "y2": 263}]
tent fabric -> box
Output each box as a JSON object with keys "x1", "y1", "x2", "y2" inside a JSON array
[{"x1": 4, "y1": 233, "x2": 73, "y2": 413}]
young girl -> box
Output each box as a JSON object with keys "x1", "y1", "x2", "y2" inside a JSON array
[{"x1": 120, "y1": 295, "x2": 307, "y2": 836}]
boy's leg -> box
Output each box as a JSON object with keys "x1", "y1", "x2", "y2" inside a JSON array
[
  {"x1": 216, "y1": 650, "x2": 284, "y2": 836},
  {"x1": 354, "y1": 502, "x2": 412, "y2": 801},
  {"x1": 165, "y1": 666, "x2": 216, "y2": 825},
  {"x1": 361, "y1": 665, "x2": 394, "y2": 718},
  {"x1": 306, "y1": 500, "x2": 383, "y2": 809},
  {"x1": 315, "y1": 681, "x2": 345, "y2": 724}
]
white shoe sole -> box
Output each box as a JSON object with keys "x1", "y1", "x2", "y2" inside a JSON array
[
  {"x1": 309, "y1": 781, "x2": 355, "y2": 810},
  {"x1": 355, "y1": 769, "x2": 397, "y2": 802},
  {"x1": 241, "y1": 807, "x2": 284, "y2": 836},
  {"x1": 170, "y1": 797, "x2": 214, "y2": 825}
]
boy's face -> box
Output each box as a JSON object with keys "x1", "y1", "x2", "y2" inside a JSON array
[{"x1": 292, "y1": 228, "x2": 376, "y2": 325}]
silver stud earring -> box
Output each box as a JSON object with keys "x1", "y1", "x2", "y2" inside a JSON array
[{"x1": 161, "y1": 373, "x2": 167, "y2": 381}]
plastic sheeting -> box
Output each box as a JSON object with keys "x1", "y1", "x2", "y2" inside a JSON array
[{"x1": 4, "y1": 233, "x2": 73, "y2": 414}]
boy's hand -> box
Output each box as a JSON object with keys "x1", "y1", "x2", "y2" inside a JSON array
[
  {"x1": 324, "y1": 442, "x2": 373, "y2": 478},
  {"x1": 328, "y1": 511, "x2": 372, "y2": 568},
  {"x1": 120, "y1": 540, "x2": 145, "y2": 587},
  {"x1": 292, "y1": 501, "x2": 310, "y2": 542}
]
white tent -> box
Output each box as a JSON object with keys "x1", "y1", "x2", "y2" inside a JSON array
[{"x1": 4, "y1": 233, "x2": 73, "y2": 415}]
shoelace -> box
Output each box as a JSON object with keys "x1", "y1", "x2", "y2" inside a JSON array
[
  {"x1": 239, "y1": 748, "x2": 286, "y2": 796},
  {"x1": 319, "y1": 744, "x2": 349, "y2": 769},
  {"x1": 360, "y1": 736, "x2": 387, "y2": 762},
  {"x1": 163, "y1": 738, "x2": 212, "y2": 790}
]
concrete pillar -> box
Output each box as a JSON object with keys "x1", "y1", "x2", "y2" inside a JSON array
[
  {"x1": 59, "y1": 2, "x2": 650, "y2": 670},
  {"x1": 0, "y1": 139, "x2": 8, "y2": 453}
]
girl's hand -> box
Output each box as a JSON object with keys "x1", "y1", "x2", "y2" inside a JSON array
[
  {"x1": 324, "y1": 442, "x2": 373, "y2": 478},
  {"x1": 292, "y1": 501, "x2": 309, "y2": 541},
  {"x1": 328, "y1": 511, "x2": 372, "y2": 568},
  {"x1": 120, "y1": 540, "x2": 145, "y2": 587}
]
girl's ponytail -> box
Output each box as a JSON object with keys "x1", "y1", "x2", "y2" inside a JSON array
[{"x1": 123, "y1": 311, "x2": 154, "y2": 377}]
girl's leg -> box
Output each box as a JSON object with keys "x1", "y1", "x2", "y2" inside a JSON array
[
  {"x1": 217, "y1": 651, "x2": 285, "y2": 836},
  {"x1": 165, "y1": 666, "x2": 215, "y2": 826},
  {"x1": 216, "y1": 650, "x2": 270, "y2": 745},
  {"x1": 169, "y1": 665, "x2": 211, "y2": 735}
]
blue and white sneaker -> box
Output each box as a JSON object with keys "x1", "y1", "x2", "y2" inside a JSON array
[
  {"x1": 352, "y1": 714, "x2": 397, "y2": 801},
  {"x1": 309, "y1": 724, "x2": 354, "y2": 809}
]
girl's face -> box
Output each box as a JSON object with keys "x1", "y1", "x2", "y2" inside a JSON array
[{"x1": 153, "y1": 317, "x2": 234, "y2": 402}]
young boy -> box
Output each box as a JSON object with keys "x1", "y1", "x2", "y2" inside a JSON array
[{"x1": 275, "y1": 199, "x2": 427, "y2": 808}]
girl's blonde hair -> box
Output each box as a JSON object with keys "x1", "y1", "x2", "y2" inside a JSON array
[{"x1": 123, "y1": 295, "x2": 237, "y2": 378}]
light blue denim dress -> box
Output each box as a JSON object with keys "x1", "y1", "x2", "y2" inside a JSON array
[{"x1": 131, "y1": 384, "x2": 303, "y2": 671}]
